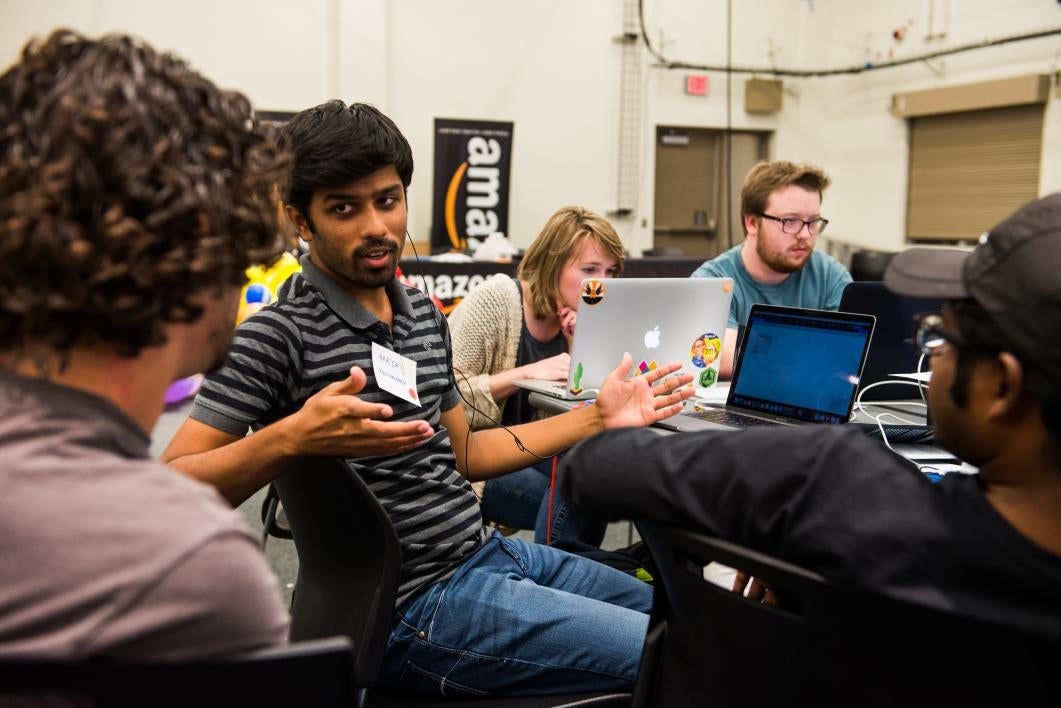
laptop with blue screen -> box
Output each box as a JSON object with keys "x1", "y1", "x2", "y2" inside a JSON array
[{"x1": 660, "y1": 304, "x2": 875, "y2": 432}]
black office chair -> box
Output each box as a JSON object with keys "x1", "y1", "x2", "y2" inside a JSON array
[
  {"x1": 273, "y1": 456, "x2": 631, "y2": 707},
  {"x1": 848, "y1": 249, "x2": 895, "y2": 281},
  {"x1": 640, "y1": 247, "x2": 685, "y2": 257},
  {"x1": 633, "y1": 523, "x2": 1061, "y2": 708},
  {"x1": 259, "y1": 482, "x2": 293, "y2": 547},
  {"x1": 0, "y1": 636, "x2": 355, "y2": 708}
]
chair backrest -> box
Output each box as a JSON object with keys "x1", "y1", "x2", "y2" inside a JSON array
[
  {"x1": 274, "y1": 459, "x2": 634, "y2": 708},
  {"x1": 0, "y1": 636, "x2": 355, "y2": 708},
  {"x1": 640, "y1": 246, "x2": 686, "y2": 257},
  {"x1": 848, "y1": 249, "x2": 895, "y2": 281},
  {"x1": 634, "y1": 523, "x2": 1061, "y2": 708},
  {"x1": 259, "y1": 482, "x2": 293, "y2": 547},
  {"x1": 273, "y1": 455, "x2": 401, "y2": 688}
]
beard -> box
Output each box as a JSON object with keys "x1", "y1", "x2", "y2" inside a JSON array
[
  {"x1": 348, "y1": 236, "x2": 400, "y2": 288},
  {"x1": 311, "y1": 234, "x2": 400, "y2": 290},
  {"x1": 756, "y1": 237, "x2": 812, "y2": 274}
]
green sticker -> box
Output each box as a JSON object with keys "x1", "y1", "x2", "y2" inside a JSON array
[
  {"x1": 570, "y1": 361, "x2": 585, "y2": 395},
  {"x1": 699, "y1": 368, "x2": 717, "y2": 388}
]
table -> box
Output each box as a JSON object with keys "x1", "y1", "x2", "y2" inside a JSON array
[
  {"x1": 397, "y1": 257, "x2": 705, "y2": 313},
  {"x1": 530, "y1": 387, "x2": 971, "y2": 473}
]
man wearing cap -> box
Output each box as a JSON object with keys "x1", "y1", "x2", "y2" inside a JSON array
[{"x1": 560, "y1": 193, "x2": 1061, "y2": 637}]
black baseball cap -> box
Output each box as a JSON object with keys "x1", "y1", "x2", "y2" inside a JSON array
[{"x1": 884, "y1": 192, "x2": 1061, "y2": 378}]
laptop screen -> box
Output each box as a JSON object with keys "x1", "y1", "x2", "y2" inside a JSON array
[{"x1": 729, "y1": 306, "x2": 875, "y2": 424}]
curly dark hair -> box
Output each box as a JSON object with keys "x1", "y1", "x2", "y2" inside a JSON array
[
  {"x1": 0, "y1": 30, "x2": 291, "y2": 358},
  {"x1": 280, "y1": 100, "x2": 413, "y2": 232}
]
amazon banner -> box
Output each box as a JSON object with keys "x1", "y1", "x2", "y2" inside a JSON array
[{"x1": 430, "y1": 118, "x2": 513, "y2": 252}]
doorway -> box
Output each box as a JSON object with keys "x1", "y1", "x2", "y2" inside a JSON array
[{"x1": 653, "y1": 127, "x2": 770, "y2": 260}]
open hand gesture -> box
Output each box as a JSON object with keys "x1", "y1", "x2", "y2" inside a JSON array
[
  {"x1": 293, "y1": 366, "x2": 435, "y2": 458},
  {"x1": 594, "y1": 354, "x2": 694, "y2": 429}
]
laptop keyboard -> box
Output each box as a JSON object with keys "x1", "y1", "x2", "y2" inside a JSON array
[
  {"x1": 858, "y1": 423, "x2": 935, "y2": 444},
  {"x1": 686, "y1": 409, "x2": 779, "y2": 428}
]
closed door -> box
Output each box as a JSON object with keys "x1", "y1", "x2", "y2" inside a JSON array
[{"x1": 653, "y1": 128, "x2": 769, "y2": 259}]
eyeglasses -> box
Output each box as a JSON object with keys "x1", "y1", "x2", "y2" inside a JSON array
[
  {"x1": 760, "y1": 213, "x2": 829, "y2": 236},
  {"x1": 912, "y1": 312, "x2": 964, "y2": 355}
]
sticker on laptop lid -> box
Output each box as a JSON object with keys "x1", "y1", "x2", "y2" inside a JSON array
[
  {"x1": 580, "y1": 280, "x2": 605, "y2": 306},
  {"x1": 690, "y1": 333, "x2": 722, "y2": 368},
  {"x1": 569, "y1": 361, "x2": 585, "y2": 396},
  {"x1": 699, "y1": 367, "x2": 718, "y2": 388}
]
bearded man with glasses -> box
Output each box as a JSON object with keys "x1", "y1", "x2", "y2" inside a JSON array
[{"x1": 691, "y1": 160, "x2": 852, "y2": 377}]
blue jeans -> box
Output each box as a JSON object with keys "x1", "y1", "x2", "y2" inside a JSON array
[
  {"x1": 480, "y1": 457, "x2": 607, "y2": 547},
  {"x1": 380, "y1": 534, "x2": 652, "y2": 697}
]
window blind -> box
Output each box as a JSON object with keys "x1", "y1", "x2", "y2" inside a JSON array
[{"x1": 906, "y1": 103, "x2": 1043, "y2": 242}]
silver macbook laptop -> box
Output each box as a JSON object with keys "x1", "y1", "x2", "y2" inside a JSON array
[
  {"x1": 514, "y1": 277, "x2": 734, "y2": 400},
  {"x1": 660, "y1": 304, "x2": 875, "y2": 432}
]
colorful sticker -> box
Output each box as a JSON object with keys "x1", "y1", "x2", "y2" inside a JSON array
[
  {"x1": 580, "y1": 280, "x2": 605, "y2": 306},
  {"x1": 569, "y1": 361, "x2": 585, "y2": 396},
  {"x1": 699, "y1": 367, "x2": 718, "y2": 388},
  {"x1": 637, "y1": 359, "x2": 659, "y2": 376},
  {"x1": 722, "y1": 279, "x2": 733, "y2": 293},
  {"x1": 690, "y1": 332, "x2": 722, "y2": 368}
]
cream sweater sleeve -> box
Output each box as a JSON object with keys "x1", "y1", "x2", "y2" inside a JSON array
[{"x1": 447, "y1": 274, "x2": 523, "y2": 428}]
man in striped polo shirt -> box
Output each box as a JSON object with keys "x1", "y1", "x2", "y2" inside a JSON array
[{"x1": 164, "y1": 100, "x2": 693, "y2": 697}]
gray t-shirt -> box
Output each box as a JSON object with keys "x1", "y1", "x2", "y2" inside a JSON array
[{"x1": 0, "y1": 369, "x2": 288, "y2": 660}]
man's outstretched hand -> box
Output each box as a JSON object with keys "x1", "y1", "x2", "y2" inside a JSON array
[
  {"x1": 595, "y1": 353, "x2": 694, "y2": 429},
  {"x1": 291, "y1": 366, "x2": 435, "y2": 458}
]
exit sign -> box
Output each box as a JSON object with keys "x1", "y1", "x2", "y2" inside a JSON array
[{"x1": 685, "y1": 74, "x2": 709, "y2": 96}]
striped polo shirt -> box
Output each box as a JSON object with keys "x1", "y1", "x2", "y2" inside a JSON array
[{"x1": 190, "y1": 256, "x2": 488, "y2": 606}]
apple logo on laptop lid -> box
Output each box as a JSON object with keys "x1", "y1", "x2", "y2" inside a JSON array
[{"x1": 644, "y1": 325, "x2": 662, "y2": 349}]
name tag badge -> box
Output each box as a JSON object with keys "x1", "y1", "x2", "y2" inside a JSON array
[{"x1": 371, "y1": 342, "x2": 421, "y2": 407}]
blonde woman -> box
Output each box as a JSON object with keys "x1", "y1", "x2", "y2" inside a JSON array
[{"x1": 449, "y1": 206, "x2": 624, "y2": 545}]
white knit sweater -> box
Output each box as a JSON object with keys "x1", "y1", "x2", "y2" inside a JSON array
[{"x1": 447, "y1": 273, "x2": 526, "y2": 428}]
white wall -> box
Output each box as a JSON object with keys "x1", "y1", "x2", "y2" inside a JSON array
[
  {"x1": 636, "y1": 0, "x2": 832, "y2": 252},
  {"x1": 2, "y1": 0, "x2": 1058, "y2": 255},
  {"x1": 636, "y1": 0, "x2": 1061, "y2": 252},
  {"x1": 383, "y1": 1, "x2": 626, "y2": 248},
  {"x1": 815, "y1": 0, "x2": 1061, "y2": 251},
  {"x1": 3, "y1": 0, "x2": 328, "y2": 108}
]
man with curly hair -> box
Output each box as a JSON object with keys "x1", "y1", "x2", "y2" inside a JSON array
[{"x1": 0, "y1": 31, "x2": 289, "y2": 659}]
